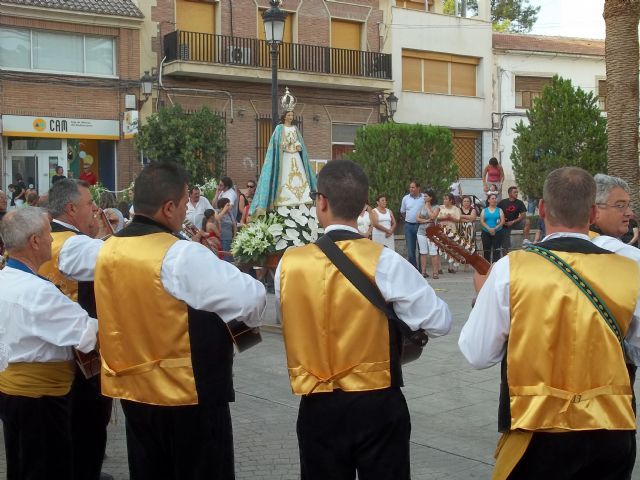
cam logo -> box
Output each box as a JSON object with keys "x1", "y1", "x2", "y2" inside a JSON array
[{"x1": 33, "y1": 118, "x2": 47, "y2": 132}]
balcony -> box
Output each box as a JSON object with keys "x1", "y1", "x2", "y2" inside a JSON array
[{"x1": 162, "y1": 31, "x2": 393, "y2": 91}]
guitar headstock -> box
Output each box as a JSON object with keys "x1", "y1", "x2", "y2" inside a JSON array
[{"x1": 425, "y1": 225, "x2": 490, "y2": 275}]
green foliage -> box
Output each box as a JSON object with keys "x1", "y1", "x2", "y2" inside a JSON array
[
  {"x1": 347, "y1": 123, "x2": 457, "y2": 213},
  {"x1": 511, "y1": 75, "x2": 607, "y2": 199},
  {"x1": 447, "y1": 0, "x2": 540, "y2": 33},
  {"x1": 89, "y1": 183, "x2": 108, "y2": 203},
  {"x1": 134, "y1": 105, "x2": 226, "y2": 185}
]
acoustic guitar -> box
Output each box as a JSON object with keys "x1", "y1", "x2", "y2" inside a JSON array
[{"x1": 426, "y1": 225, "x2": 490, "y2": 275}]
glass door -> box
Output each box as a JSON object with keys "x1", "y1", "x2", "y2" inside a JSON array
[{"x1": 8, "y1": 151, "x2": 64, "y2": 195}]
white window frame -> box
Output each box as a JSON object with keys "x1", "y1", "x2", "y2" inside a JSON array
[{"x1": 0, "y1": 27, "x2": 117, "y2": 79}]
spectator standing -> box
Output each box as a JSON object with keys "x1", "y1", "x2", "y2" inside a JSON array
[
  {"x1": 370, "y1": 195, "x2": 396, "y2": 250},
  {"x1": 51, "y1": 166, "x2": 66, "y2": 185},
  {"x1": 357, "y1": 205, "x2": 373, "y2": 239},
  {"x1": 450, "y1": 176, "x2": 462, "y2": 205},
  {"x1": 416, "y1": 189, "x2": 440, "y2": 279},
  {"x1": 437, "y1": 193, "x2": 462, "y2": 273},
  {"x1": 185, "y1": 186, "x2": 213, "y2": 230},
  {"x1": 458, "y1": 195, "x2": 478, "y2": 251},
  {"x1": 480, "y1": 193, "x2": 505, "y2": 263},
  {"x1": 482, "y1": 157, "x2": 504, "y2": 200},
  {"x1": 533, "y1": 217, "x2": 546, "y2": 244},
  {"x1": 400, "y1": 180, "x2": 423, "y2": 269},
  {"x1": 238, "y1": 180, "x2": 256, "y2": 224},
  {"x1": 79, "y1": 164, "x2": 98, "y2": 186},
  {"x1": 498, "y1": 186, "x2": 527, "y2": 254},
  {"x1": 13, "y1": 174, "x2": 26, "y2": 207},
  {"x1": 217, "y1": 197, "x2": 236, "y2": 262},
  {"x1": 215, "y1": 176, "x2": 238, "y2": 220}
]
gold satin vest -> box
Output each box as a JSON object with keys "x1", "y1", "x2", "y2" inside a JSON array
[
  {"x1": 280, "y1": 239, "x2": 392, "y2": 395},
  {"x1": 507, "y1": 249, "x2": 638, "y2": 431},
  {"x1": 95, "y1": 233, "x2": 198, "y2": 406},
  {"x1": 38, "y1": 230, "x2": 78, "y2": 300}
]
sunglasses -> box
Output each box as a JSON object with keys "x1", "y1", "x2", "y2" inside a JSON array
[
  {"x1": 247, "y1": 184, "x2": 255, "y2": 188},
  {"x1": 309, "y1": 191, "x2": 329, "y2": 202}
]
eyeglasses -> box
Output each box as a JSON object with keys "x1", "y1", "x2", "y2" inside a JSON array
[
  {"x1": 247, "y1": 184, "x2": 256, "y2": 189},
  {"x1": 309, "y1": 191, "x2": 328, "y2": 202},
  {"x1": 596, "y1": 202, "x2": 632, "y2": 212}
]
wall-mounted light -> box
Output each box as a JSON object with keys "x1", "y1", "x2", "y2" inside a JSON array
[
  {"x1": 313, "y1": 113, "x2": 321, "y2": 122},
  {"x1": 237, "y1": 108, "x2": 247, "y2": 117},
  {"x1": 138, "y1": 70, "x2": 154, "y2": 109},
  {"x1": 379, "y1": 91, "x2": 398, "y2": 123}
]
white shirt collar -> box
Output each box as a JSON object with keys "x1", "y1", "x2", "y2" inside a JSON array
[
  {"x1": 542, "y1": 232, "x2": 591, "y2": 242},
  {"x1": 52, "y1": 219, "x2": 79, "y2": 232},
  {"x1": 323, "y1": 224, "x2": 359, "y2": 234}
]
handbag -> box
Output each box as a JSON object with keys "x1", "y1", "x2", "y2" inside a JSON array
[{"x1": 316, "y1": 233, "x2": 428, "y2": 364}]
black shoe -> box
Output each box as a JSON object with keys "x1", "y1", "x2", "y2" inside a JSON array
[{"x1": 100, "y1": 473, "x2": 114, "y2": 480}]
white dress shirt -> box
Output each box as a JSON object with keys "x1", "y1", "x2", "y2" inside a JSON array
[
  {"x1": 459, "y1": 232, "x2": 640, "y2": 369},
  {"x1": 59, "y1": 234, "x2": 266, "y2": 327},
  {"x1": 186, "y1": 197, "x2": 214, "y2": 230},
  {"x1": 0, "y1": 266, "x2": 98, "y2": 370},
  {"x1": 275, "y1": 224, "x2": 452, "y2": 336}
]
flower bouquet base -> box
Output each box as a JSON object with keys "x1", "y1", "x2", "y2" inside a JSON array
[{"x1": 231, "y1": 205, "x2": 322, "y2": 267}]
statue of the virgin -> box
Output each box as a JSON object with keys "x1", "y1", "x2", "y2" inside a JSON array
[{"x1": 249, "y1": 87, "x2": 317, "y2": 217}]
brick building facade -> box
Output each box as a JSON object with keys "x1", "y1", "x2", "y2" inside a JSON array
[
  {"x1": 0, "y1": 0, "x2": 143, "y2": 193},
  {"x1": 141, "y1": 0, "x2": 391, "y2": 188}
]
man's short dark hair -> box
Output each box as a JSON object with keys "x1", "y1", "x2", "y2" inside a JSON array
[
  {"x1": 134, "y1": 163, "x2": 189, "y2": 216},
  {"x1": 317, "y1": 160, "x2": 368, "y2": 220},
  {"x1": 220, "y1": 176, "x2": 233, "y2": 189},
  {"x1": 410, "y1": 179, "x2": 420, "y2": 188},
  {"x1": 543, "y1": 167, "x2": 595, "y2": 228},
  {"x1": 189, "y1": 186, "x2": 201, "y2": 195},
  {"x1": 507, "y1": 186, "x2": 518, "y2": 194}
]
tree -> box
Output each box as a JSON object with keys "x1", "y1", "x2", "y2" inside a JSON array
[
  {"x1": 604, "y1": 0, "x2": 640, "y2": 211},
  {"x1": 135, "y1": 105, "x2": 226, "y2": 185},
  {"x1": 511, "y1": 76, "x2": 607, "y2": 199},
  {"x1": 347, "y1": 123, "x2": 457, "y2": 213},
  {"x1": 444, "y1": 0, "x2": 540, "y2": 33}
]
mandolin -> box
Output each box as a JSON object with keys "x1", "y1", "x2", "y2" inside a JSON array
[{"x1": 426, "y1": 225, "x2": 490, "y2": 275}]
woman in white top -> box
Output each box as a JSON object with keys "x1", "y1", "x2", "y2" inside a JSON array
[
  {"x1": 437, "y1": 193, "x2": 462, "y2": 273},
  {"x1": 370, "y1": 195, "x2": 396, "y2": 250},
  {"x1": 357, "y1": 205, "x2": 373, "y2": 239}
]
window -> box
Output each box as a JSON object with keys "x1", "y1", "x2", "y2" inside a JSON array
[
  {"x1": 402, "y1": 50, "x2": 478, "y2": 96},
  {"x1": 397, "y1": 0, "x2": 435, "y2": 11},
  {"x1": 0, "y1": 27, "x2": 115, "y2": 76},
  {"x1": 332, "y1": 123, "x2": 361, "y2": 161},
  {"x1": 515, "y1": 76, "x2": 552, "y2": 109},
  {"x1": 451, "y1": 130, "x2": 482, "y2": 178},
  {"x1": 598, "y1": 79, "x2": 607, "y2": 111},
  {"x1": 176, "y1": 0, "x2": 216, "y2": 34}
]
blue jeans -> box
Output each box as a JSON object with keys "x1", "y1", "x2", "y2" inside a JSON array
[{"x1": 404, "y1": 222, "x2": 419, "y2": 269}]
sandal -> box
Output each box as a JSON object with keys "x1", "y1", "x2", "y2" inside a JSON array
[
  {"x1": 422, "y1": 272, "x2": 429, "y2": 278},
  {"x1": 432, "y1": 274, "x2": 439, "y2": 279}
]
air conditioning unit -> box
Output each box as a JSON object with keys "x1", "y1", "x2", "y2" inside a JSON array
[{"x1": 227, "y1": 46, "x2": 252, "y2": 65}]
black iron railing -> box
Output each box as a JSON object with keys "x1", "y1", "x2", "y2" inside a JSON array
[{"x1": 163, "y1": 31, "x2": 392, "y2": 80}]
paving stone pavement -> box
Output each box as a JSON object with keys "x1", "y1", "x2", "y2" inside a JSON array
[{"x1": 2, "y1": 269, "x2": 640, "y2": 479}]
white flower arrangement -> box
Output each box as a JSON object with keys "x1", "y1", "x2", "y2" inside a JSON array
[
  {"x1": 197, "y1": 177, "x2": 219, "y2": 201},
  {"x1": 231, "y1": 204, "x2": 323, "y2": 264}
]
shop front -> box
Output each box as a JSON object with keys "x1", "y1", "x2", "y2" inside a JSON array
[{"x1": 2, "y1": 115, "x2": 120, "y2": 194}]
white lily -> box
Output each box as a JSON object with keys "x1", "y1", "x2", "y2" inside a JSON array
[
  {"x1": 277, "y1": 206, "x2": 291, "y2": 216},
  {"x1": 275, "y1": 239, "x2": 289, "y2": 251}
]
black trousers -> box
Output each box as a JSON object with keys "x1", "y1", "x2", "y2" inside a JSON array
[
  {"x1": 481, "y1": 229, "x2": 504, "y2": 263},
  {"x1": 509, "y1": 430, "x2": 635, "y2": 479},
  {"x1": 297, "y1": 388, "x2": 411, "y2": 480},
  {"x1": 121, "y1": 399, "x2": 235, "y2": 480},
  {"x1": 70, "y1": 370, "x2": 113, "y2": 480},
  {"x1": 0, "y1": 391, "x2": 73, "y2": 480}
]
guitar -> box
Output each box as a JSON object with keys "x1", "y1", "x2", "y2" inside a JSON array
[
  {"x1": 227, "y1": 319, "x2": 262, "y2": 352},
  {"x1": 426, "y1": 225, "x2": 490, "y2": 275}
]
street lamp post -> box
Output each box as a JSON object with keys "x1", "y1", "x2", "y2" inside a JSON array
[{"x1": 262, "y1": 0, "x2": 287, "y2": 130}]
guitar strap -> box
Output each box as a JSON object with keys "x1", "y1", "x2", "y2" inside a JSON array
[{"x1": 315, "y1": 233, "x2": 428, "y2": 347}]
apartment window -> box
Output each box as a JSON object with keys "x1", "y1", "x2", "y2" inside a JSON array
[
  {"x1": 598, "y1": 79, "x2": 607, "y2": 111},
  {"x1": 451, "y1": 130, "x2": 482, "y2": 178},
  {"x1": 515, "y1": 76, "x2": 551, "y2": 109},
  {"x1": 402, "y1": 50, "x2": 478, "y2": 96},
  {"x1": 0, "y1": 27, "x2": 115, "y2": 76},
  {"x1": 176, "y1": 0, "x2": 216, "y2": 34},
  {"x1": 332, "y1": 123, "x2": 362, "y2": 161},
  {"x1": 397, "y1": 0, "x2": 434, "y2": 11}
]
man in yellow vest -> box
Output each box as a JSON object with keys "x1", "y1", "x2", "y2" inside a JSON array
[
  {"x1": 459, "y1": 167, "x2": 640, "y2": 479},
  {"x1": 38, "y1": 178, "x2": 113, "y2": 480},
  {"x1": 276, "y1": 160, "x2": 452, "y2": 479},
  {"x1": 59, "y1": 162, "x2": 266, "y2": 480},
  {"x1": 0, "y1": 207, "x2": 98, "y2": 479}
]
